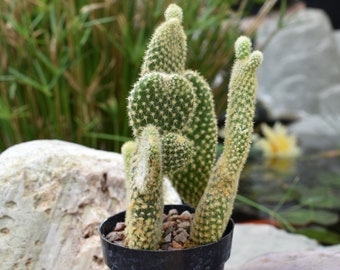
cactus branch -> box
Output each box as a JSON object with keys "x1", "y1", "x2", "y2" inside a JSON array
[
  {"x1": 124, "y1": 125, "x2": 164, "y2": 250},
  {"x1": 140, "y1": 4, "x2": 186, "y2": 75},
  {"x1": 188, "y1": 36, "x2": 263, "y2": 246}
]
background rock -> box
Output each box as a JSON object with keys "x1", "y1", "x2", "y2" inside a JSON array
[
  {"x1": 289, "y1": 84, "x2": 340, "y2": 150},
  {"x1": 256, "y1": 8, "x2": 340, "y2": 151},
  {"x1": 318, "y1": 85, "x2": 340, "y2": 133},
  {"x1": 334, "y1": 30, "x2": 340, "y2": 55},
  {"x1": 256, "y1": 8, "x2": 340, "y2": 118},
  {"x1": 0, "y1": 140, "x2": 180, "y2": 270}
]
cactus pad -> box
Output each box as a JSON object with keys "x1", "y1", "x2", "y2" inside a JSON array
[
  {"x1": 128, "y1": 72, "x2": 196, "y2": 136},
  {"x1": 161, "y1": 133, "x2": 194, "y2": 174}
]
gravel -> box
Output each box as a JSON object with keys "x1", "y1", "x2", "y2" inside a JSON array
[{"x1": 105, "y1": 208, "x2": 195, "y2": 250}]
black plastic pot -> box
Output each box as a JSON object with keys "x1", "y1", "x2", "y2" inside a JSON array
[{"x1": 99, "y1": 204, "x2": 234, "y2": 270}]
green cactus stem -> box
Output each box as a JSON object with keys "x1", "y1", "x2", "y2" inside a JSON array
[
  {"x1": 187, "y1": 36, "x2": 263, "y2": 246},
  {"x1": 169, "y1": 70, "x2": 218, "y2": 207},
  {"x1": 124, "y1": 125, "x2": 164, "y2": 250}
]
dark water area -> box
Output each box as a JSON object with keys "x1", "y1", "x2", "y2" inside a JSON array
[{"x1": 234, "y1": 151, "x2": 340, "y2": 245}]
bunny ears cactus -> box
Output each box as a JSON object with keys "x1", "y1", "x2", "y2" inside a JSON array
[{"x1": 122, "y1": 3, "x2": 263, "y2": 250}]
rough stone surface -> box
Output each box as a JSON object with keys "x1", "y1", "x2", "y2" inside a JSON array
[
  {"x1": 0, "y1": 140, "x2": 181, "y2": 270},
  {"x1": 256, "y1": 8, "x2": 340, "y2": 118}
]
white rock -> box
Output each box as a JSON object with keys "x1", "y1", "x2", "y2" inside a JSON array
[
  {"x1": 0, "y1": 140, "x2": 126, "y2": 270},
  {"x1": 0, "y1": 140, "x2": 181, "y2": 270}
]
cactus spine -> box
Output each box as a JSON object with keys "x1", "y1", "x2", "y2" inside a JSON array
[{"x1": 121, "y1": 4, "x2": 263, "y2": 250}]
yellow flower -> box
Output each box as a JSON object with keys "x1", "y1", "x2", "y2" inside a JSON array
[{"x1": 254, "y1": 122, "x2": 301, "y2": 158}]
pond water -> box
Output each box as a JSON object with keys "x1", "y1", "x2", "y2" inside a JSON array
[{"x1": 234, "y1": 151, "x2": 340, "y2": 245}]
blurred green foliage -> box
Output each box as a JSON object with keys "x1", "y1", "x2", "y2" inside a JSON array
[{"x1": 0, "y1": 0, "x2": 271, "y2": 152}]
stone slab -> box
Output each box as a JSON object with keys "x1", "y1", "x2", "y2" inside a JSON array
[{"x1": 225, "y1": 224, "x2": 340, "y2": 270}]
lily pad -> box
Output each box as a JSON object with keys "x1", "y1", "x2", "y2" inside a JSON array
[
  {"x1": 299, "y1": 186, "x2": 340, "y2": 209},
  {"x1": 296, "y1": 226, "x2": 340, "y2": 245}
]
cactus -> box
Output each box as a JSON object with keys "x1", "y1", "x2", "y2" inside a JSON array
[
  {"x1": 123, "y1": 5, "x2": 195, "y2": 249},
  {"x1": 121, "y1": 4, "x2": 263, "y2": 250},
  {"x1": 187, "y1": 36, "x2": 263, "y2": 246}
]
